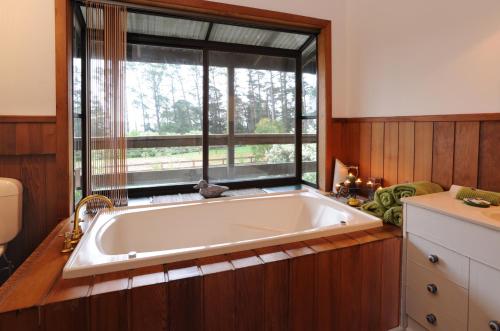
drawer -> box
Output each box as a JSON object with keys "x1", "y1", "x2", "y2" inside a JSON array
[
  {"x1": 407, "y1": 233, "x2": 469, "y2": 288},
  {"x1": 406, "y1": 260, "x2": 468, "y2": 323},
  {"x1": 406, "y1": 286, "x2": 466, "y2": 331},
  {"x1": 469, "y1": 260, "x2": 500, "y2": 331},
  {"x1": 406, "y1": 204, "x2": 500, "y2": 270}
]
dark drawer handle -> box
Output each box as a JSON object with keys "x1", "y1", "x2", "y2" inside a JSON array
[
  {"x1": 426, "y1": 283, "x2": 438, "y2": 294},
  {"x1": 426, "y1": 313, "x2": 437, "y2": 325},
  {"x1": 490, "y1": 320, "x2": 500, "y2": 331},
  {"x1": 428, "y1": 254, "x2": 439, "y2": 263}
]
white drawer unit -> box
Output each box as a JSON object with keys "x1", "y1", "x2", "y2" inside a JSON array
[
  {"x1": 402, "y1": 191, "x2": 500, "y2": 331},
  {"x1": 469, "y1": 260, "x2": 500, "y2": 331}
]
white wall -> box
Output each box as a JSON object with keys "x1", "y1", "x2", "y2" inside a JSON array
[
  {"x1": 3, "y1": 0, "x2": 499, "y2": 118},
  {"x1": 0, "y1": 0, "x2": 56, "y2": 116},
  {"x1": 345, "y1": 0, "x2": 500, "y2": 117}
]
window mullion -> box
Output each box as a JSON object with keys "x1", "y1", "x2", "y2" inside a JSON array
[
  {"x1": 202, "y1": 49, "x2": 209, "y2": 181},
  {"x1": 295, "y1": 54, "x2": 302, "y2": 181},
  {"x1": 227, "y1": 66, "x2": 235, "y2": 178}
]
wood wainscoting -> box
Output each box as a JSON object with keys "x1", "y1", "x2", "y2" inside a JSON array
[
  {"x1": 0, "y1": 217, "x2": 401, "y2": 331},
  {"x1": 0, "y1": 116, "x2": 67, "y2": 274},
  {"x1": 332, "y1": 114, "x2": 500, "y2": 191}
]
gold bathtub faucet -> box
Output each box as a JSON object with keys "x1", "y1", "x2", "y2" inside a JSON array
[{"x1": 62, "y1": 194, "x2": 114, "y2": 253}]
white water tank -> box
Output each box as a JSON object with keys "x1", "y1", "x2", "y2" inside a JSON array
[{"x1": 0, "y1": 178, "x2": 22, "y2": 245}]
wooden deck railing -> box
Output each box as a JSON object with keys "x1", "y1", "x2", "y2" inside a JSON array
[{"x1": 74, "y1": 133, "x2": 317, "y2": 149}]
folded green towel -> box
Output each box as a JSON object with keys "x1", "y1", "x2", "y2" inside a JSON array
[
  {"x1": 383, "y1": 206, "x2": 403, "y2": 226},
  {"x1": 456, "y1": 187, "x2": 500, "y2": 206},
  {"x1": 360, "y1": 201, "x2": 386, "y2": 218},
  {"x1": 374, "y1": 187, "x2": 396, "y2": 209},
  {"x1": 393, "y1": 181, "x2": 443, "y2": 205}
]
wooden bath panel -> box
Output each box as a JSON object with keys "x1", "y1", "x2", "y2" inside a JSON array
[{"x1": 0, "y1": 218, "x2": 402, "y2": 331}]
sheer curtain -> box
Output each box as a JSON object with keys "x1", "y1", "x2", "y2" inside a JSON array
[{"x1": 86, "y1": 1, "x2": 128, "y2": 207}]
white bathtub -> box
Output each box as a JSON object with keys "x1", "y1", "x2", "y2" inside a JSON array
[{"x1": 63, "y1": 189, "x2": 382, "y2": 279}]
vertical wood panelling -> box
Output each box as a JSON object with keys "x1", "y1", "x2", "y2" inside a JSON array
[
  {"x1": 0, "y1": 124, "x2": 16, "y2": 154},
  {"x1": 0, "y1": 119, "x2": 63, "y2": 278},
  {"x1": 334, "y1": 246, "x2": 362, "y2": 331},
  {"x1": 343, "y1": 122, "x2": 360, "y2": 165},
  {"x1": 283, "y1": 242, "x2": 315, "y2": 331},
  {"x1": 90, "y1": 272, "x2": 130, "y2": 331},
  {"x1": 304, "y1": 238, "x2": 336, "y2": 331},
  {"x1": 331, "y1": 122, "x2": 345, "y2": 163},
  {"x1": 432, "y1": 122, "x2": 455, "y2": 189},
  {"x1": 200, "y1": 258, "x2": 236, "y2": 331},
  {"x1": 453, "y1": 122, "x2": 480, "y2": 187},
  {"x1": 335, "y1": 117, "x2": 499, "y2": 192},
  {"x1": 414, "y1": 122, "x2": 433, "y2": 181},
  {"x1": 398, "y1": 122, "x2": 415, "y2": 183},
  {"x1": 380, "y1": 237, "x2": 402, "y2": 330},
  {"x1": 360, "y1": 241, "x2": 383, "y2": 330},
  {"x1": 383, "y1": 122, "x2": 398, "y2": 186},
  {"x1": 0, "y1": 307, "x2": 38, "y2": 331},
  {"x1": 0, "y1": 223, "x2": 402, "y2": 331},
  {"x1": 359, "y1": 122, "x2": 372, "y2": 178},
  {"x1": 167, "y1": 266, "x2": 203, "y2": 331},
  {"x1": 42, "y1": 276, "x2": 92, "y2": 331},
  {"x1": 229, "y1": 251, "x2": 265, "y2": 331},
  {"x1": 255, "y1": 247, "x2": 289, "y2": 331},
  {"x1": 478, "y1": 121, "x2": 500, "y2": 192},
  {"x1": 371, "y1": 122, "x2": 385, "y2": 178},
  {"x1": 130, "y1": 266, "x2": 168, "y2": 331}
]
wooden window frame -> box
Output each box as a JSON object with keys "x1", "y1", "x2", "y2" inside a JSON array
[{"x1": 56, "y1": 0, "x2": 333, "y2": 211}]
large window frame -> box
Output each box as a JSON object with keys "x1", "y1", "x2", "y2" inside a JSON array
[{"x1": 72, "y1": 4, "x2": 319, "y2": 198}]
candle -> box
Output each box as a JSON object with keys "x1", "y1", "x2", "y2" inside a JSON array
[
  {"x1": 367, "y1": 180, "x2": 373, "y2": 188},
  {"x1": 355, "y1": 178, "x2": 362, "y2": 187},
  {"x1": 344, "y1": 179, "x2": 351, "y2": 186}
]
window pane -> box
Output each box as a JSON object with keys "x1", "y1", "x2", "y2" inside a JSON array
[
  {"x1": 210, "y1": 24, "x2": 309, "y2": 50},
  {"x1": 301, "y1": 39, "x2": 318, "y2": 185},
  {"x1": 302, "y1": 119, "x2": 317, "y2": 184},
  {"x1": 302, "y1": 39, "x2": 317, "y2": 116},
  {"x1": 73, "y1": 12, "x2": 84, "y2": 205},
  {"x1": 127, "y1": 147, "x2": 203, "y2": 188},
  {"x1": 128, "y1": 12, "x2": 210, "y2": 40},
  {"x1": 234, "y1": 68, "x2": 296, "y2": 134},
  {"x1": 126, "y1": 44, "x2": 203, "y2": 187},
  {"x1": 208, "y1": 51, "x2": 296, "y2": 182},
  {"x1": 73, "y1": 118, "x2": 83, "y2": 203}
]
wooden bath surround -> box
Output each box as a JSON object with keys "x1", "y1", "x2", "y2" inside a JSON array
[{"x1": 0, "y1": 218, "x2": 401, "y2": 331}]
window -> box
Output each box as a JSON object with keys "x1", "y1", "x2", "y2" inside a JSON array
[
  {"x1": 208, "y1": 51, "x2": 297, "y2": 182},
  {"x1": 301, "y1": 40, "x2": 318, "y2": 185},
  {"x1": 72, "y1": 8, "x2": 86, "y2": 206},
  {"x1": 73, "y1": 6, "x2": 319, "y2": 197},
  {"x1": 126, "y1": 44, "x2": 203, "y2": 188}
]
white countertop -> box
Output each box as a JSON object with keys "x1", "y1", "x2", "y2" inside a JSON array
[{"x1": 402, "y1": 191, "x2": 500, "y2": 231}]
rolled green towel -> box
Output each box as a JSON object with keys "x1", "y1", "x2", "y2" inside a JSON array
[
  {"x1": 383, "y1": 206, "x2": 403, "y2": 226},
  {"x1": 360, "y1": 201, "x2": 386, "y2": 218},
  {"x1": 456, "y1": 187, "x2": 500, "y2": 206},
  {"x1": 392, "y1": 185, "x2": 417, "y2": 204},
  {"x1": 393, "y1": 181, "x2": 443, "y2": 204},
  {"x1": 374, "y1": 187, "x2": 396, "y2": 209}
]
